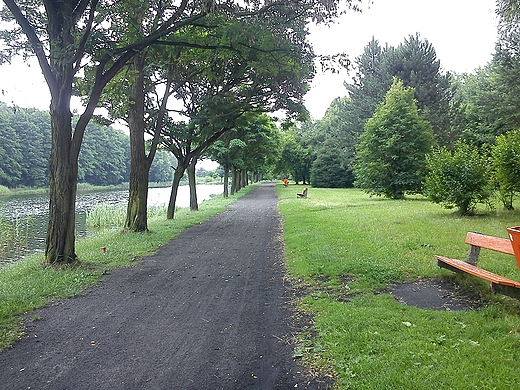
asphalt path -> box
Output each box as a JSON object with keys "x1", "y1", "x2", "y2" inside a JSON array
[{"x1": 0, "y1": 182, "x2": 329, "y2": 390}]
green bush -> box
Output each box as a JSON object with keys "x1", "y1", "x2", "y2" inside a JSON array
[
  {"x1": 491, "y1": 129, "x2": 520, "y2": 210},
  {"x1": 424, "y1": 141, "x2": 493, "y2": 215}
]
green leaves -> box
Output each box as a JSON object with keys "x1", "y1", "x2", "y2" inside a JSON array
[
  {"x1": 424, "y1": 141, "x2": 492, "y2": 215},
  {"x1": 491, "y1": 129, "x2": 520, "y2": 209},
  {"x1": 0, "y1": 103, "x2": 175, "y2": 188},
  {"x1": 354, "y1": 78, "x2": 434, "y2": 199}
]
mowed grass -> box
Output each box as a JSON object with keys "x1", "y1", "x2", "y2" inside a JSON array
[
  {"x1": 277, "y1": 185, "x2": 520, "y2": 390},
  {"x1": 0, "y1": 186, "x2": 255, "y2": 350}
]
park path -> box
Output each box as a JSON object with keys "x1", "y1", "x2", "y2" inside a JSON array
[{"x1": 0, "y1": 182, "x2": 328, "y2": 390}]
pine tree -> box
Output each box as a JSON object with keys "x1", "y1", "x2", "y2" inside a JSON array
[{"x1": 354, "y1": 78, "x2": 435, "y2": 199}]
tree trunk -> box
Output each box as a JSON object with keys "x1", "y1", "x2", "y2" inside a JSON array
[
  {"x1": 125, "y1": 53, "x2": 151, "y2": 232},
  {"x1": 45, "y1": 4, "x2": 78, "y2": 264},
  {"x1": 238, "y1": 169, "x2": 243, "y2": 191},
  {"x1": 125, "y1": 161, "x2": 150, "y2": 231},
  {"x1": 167, "y1": 157, "x2": 189, "y2": 219},
  {"x1": 167, "y1": 169, "x2": 183, "y2": 220},
  {"x1": 187, "y1": 161, "x2": 198, "y2": 211},
  {"x1": 223, "y1": 164, "x2": 229, "y2": 198},
  {"x1": 46, "y1": 105, "x2": 78, "y2": 264},
  {"x1": 239, "y1": 169, "x2": 246, "y2": 189},
  {"x1": 231, "y1": 166, "x2": 237, "y2": 195}
]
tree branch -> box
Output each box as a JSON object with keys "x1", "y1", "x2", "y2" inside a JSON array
[
  {"x1": 2, "y1": 0, "x2": 57, "y2": 94},
  {"x1": 73, "y1": 0, "x2": 99, "y2": 73}
]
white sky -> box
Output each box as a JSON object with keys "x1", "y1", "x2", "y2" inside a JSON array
[
  {"x1": 0, "y1": 0, "x2": 498, "y2": 120},
  {"x1": 305, "y1": 0, "x2": 498, "y2": 118}
]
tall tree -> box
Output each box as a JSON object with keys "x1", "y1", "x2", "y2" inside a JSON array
[
  {"x1": 452, "y1": 67, "x2": 503, "y2": 145},
  {"x1": 0, "y1": 0, "x2": 209, "y2": 263},
  {"x1": 344, "y1": 35, "x2": 452, "y2": 146},
  {"x1": 0, "y1": 0, "x2": 360, "y2": 263},
  {"x1": 354, "y1": 78, "x2": 434, "y2": 199},
  {"x1": 443, "y1": 2, "x2": 520, "y2": 148},
  {"x1": 388, "y1": 34, "x2": 452, "y2": 144},
  {"x1": 312, "y1": 96, "x2": 358, "y2": 187},
  {"x1": 496, "y1": 0, "x2": 520, "y2": 59},
  {"x1": 85, "y1": 44, "x2": 177, "y2": 231},
  {"x1": 344, "y1": 37, "x2": 390, "y2": 132}
]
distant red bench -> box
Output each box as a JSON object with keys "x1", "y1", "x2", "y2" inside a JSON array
[
  {"x1": 436, "y1": 231, "x2": 520, "y2": 298},
  {"x1": 297, "y1": 188, "x2": 308, "y2": 198},
  {"x1": 296, "y1": 187, "x2": 308, "y2": 198}
]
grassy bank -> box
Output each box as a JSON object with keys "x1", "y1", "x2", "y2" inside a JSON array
[
  {"x1": 0, "y1": 186, "x2": 255, "y2": 350},
  {"x1": 277, "y1": 185, "x2": 520, "y2": 389},
  {"x1": 0, "y1": 180, "x2": 224, "y2": 199}
]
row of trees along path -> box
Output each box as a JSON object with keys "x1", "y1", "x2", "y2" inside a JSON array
[{"x1": 1, "y1": 0, "x2": 358, "y2": 265}]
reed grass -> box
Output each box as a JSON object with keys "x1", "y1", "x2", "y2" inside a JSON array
[
  {"x1": 277, "y1": 185, "x2": 520, "y2": 389},
  {"x1": 86, "y1": 203, "x2": 127, "y2": 228},
  {"x1": 0, "y1": 214, "x2": 33, "y2": 264},
  {"x1": 86, "y1": 203, "x2": 194, "y2": 229}
]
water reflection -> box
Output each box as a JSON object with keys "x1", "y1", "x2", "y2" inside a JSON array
[{"x1": 0, "y1": 184, "x2": 223, "y2": 264}]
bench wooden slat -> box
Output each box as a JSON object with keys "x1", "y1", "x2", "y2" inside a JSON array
[
  {"x1": 297, "y1": 188, "x2": 308, "y2": 198},
  {"x1": 436, "y1": 255, "x2": 520, "y2": 288},
  {"x1": 465, "y1": 232, "x2": 514, "y2": 255}
]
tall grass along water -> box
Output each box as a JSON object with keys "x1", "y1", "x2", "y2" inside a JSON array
[{"x1": 0, "y1": 184, "x2": 222, "y2": 265}]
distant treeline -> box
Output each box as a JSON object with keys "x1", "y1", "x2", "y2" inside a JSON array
[{"x1": 0, "y1": 103, "x2": 173, "y2": 188}]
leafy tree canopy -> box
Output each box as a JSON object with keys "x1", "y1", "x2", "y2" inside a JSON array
[
  {"x1": 0, "y1": 103, "x2": 172, "y2": 188},
  {"x1": 344, "y1": 34, "x2": 452, "y2": 145},
  {"x1": 424, "y1": 141, "x2": 493, "y2": 215},
  {"x1": 354, "y1": 78, "x2": 434, "y2": 199}
]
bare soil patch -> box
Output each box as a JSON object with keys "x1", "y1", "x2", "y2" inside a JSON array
[{"x1": 387, "y1": 278, "x2": 482, "y2": 311}]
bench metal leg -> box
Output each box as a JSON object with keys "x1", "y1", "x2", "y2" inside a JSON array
[{"x1": 466, "y1": 245, "x2": 480, "y2": 266}]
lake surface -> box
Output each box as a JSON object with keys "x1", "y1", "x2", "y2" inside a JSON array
[{"x1": 0, "y1": 184, "x2": 223, "y2": 264}]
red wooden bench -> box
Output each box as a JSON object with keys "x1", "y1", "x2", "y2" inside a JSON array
[
  {"x1": 436, "y1": 230, "x2": 520, "y2": 298},
  {"x1": 297, "y1": 188, "x2": 308, "y2": 198}
]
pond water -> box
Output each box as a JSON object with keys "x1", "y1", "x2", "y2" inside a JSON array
[{"x1": 0, "y1": 184, "x2": 223, "y2": 264}]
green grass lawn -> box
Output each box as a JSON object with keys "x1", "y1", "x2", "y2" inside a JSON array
[
  {"x1": 277, "y1": 185, "x2": 520, "y2": 390},
  {"x1": 2, "y1": 183, "x2": 519, "y2": 389}
]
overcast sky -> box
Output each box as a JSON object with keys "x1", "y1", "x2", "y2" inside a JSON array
[
  {"x1": 305, "y1": 0, "x2": 498, "y2": 118},
  {"x1": 0, "y1": 0, "x2": 498, "y2": 120}
]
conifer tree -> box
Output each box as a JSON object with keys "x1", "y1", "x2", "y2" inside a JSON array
[{"x1": 354, "y1": 78, "x2": 434, "y2": 199}]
